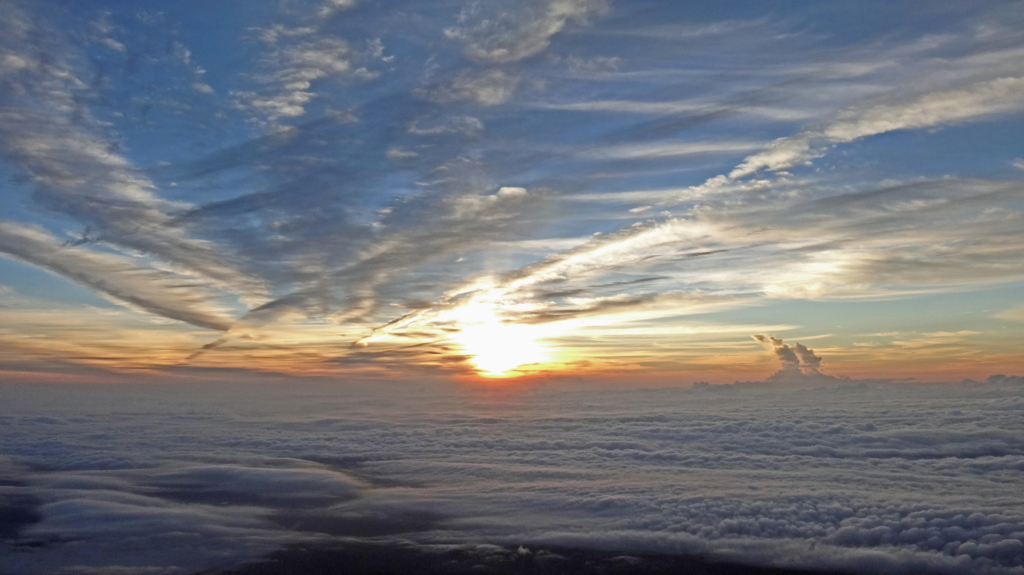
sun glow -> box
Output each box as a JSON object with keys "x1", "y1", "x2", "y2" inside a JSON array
[{"x1": 451, "y1": 306, "x2": 550, "y2": 377}]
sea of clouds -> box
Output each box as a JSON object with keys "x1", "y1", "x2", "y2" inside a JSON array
[{"x1": 2, "y1": 375, "x2": 1024, "y2": 575}]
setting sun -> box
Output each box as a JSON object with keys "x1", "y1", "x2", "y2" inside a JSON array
[{"x1": 451, "y1": 313, "x2": 549, "y2": 377}]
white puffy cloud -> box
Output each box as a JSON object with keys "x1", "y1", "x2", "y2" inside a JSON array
[
  {"x1": 537, "y1": 99, "x2": 816, "y2": 121},
  {"x1": 497, "y1": 186, "x2": 528, "y2": 198},
  {"x1": 235, "y1": 36, "x2": 360, "y2": 123},
  {"x1": 419, "y1": 69, "x2": 521, "y2": 106},
  {"x1": 444, "y1": 0, "x2": 608, "y2": 63},
  {"x1": 729, "y1": 76, "x2": 1024, "y2": 179},
  {"x1": 823, "y1": 76, "x2": 1024, "y2": 144},
  {"x1": 585, "y1": 140, "x2": 763, "y2": 161},
  {"x1": 566, "y1": 55, "x2": 621, "y2": 74},
  {"x1": 728, "y1": 136, "x2": 818, "y2": 179},
  {"x1": 407, "y1": 116, "x2": 484, "y2": 137},
  {"x1": 317, "y1": 0, "x2": 356, "y2": 19},
  {"x1": 238, "y1": 3, "x2": 385, "y2": 127},
  {"x1": 385, "y1": 147, "x2": 418, "y2": 160}
]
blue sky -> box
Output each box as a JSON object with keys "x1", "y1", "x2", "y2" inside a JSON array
[{"x1": 0, "y1": 0, "x2": 1023, "y2": 382}]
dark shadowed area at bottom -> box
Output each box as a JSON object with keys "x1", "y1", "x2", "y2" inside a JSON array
[
  {"x1": 0, "y1": 493, "x2": 41, "y2": 541},
  {"x1": 213, "y1": 542, "x2": 844, "y2": 575}
]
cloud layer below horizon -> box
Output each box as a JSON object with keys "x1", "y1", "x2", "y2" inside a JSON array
[{"x1": 2, "y1": 377, "x2": 1024, "y2": 574}]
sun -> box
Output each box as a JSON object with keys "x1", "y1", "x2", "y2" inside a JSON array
[{"x1": 451, "y1": 313, "x2": 548, "y2": 377}]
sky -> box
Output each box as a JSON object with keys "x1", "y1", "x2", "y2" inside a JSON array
[{"x1": 1, "y1": 0, "x2": 1023, "y2": 384}]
